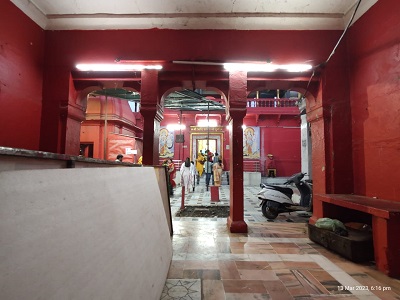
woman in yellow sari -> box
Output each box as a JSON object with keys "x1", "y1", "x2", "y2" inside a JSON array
[
  {"x1": 213, "y1": 160, "x2": 224, "y2": 186},
  {"x1": 196, "y1": 151, "x2": 205, "y2": 184}
]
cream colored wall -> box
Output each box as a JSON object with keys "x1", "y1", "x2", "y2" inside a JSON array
[{"x1": 0, "y1": 167, "x2": 172, "y2": 300}]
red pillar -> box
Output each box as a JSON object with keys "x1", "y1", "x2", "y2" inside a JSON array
[
  {"x1": 227, "y1": 70, "x2": 248, "y2": 233},
  {"x1": 307, "y1": 106, "x2": 328, "y2": 225},
  {"x1": 140, "y1": 70, "x2": 163, "y2": 165},
  {"x1": 373, "y1": 216, "x2": 400, "y2": 277},
  {"x1": 181, "y1": 186, "x2": 185, "y2": 210},
  {"x1": 308, "y1": 61, "x2": 353, "y2": 224},
  {"x1": 40, "y1": 68, "x2": 71, "y2": 153},
  {"x1": 62, "y1": 75, "x2": 86, "y2": 155}
]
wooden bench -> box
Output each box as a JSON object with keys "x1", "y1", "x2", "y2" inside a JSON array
[{"x1": 311, "y1": 194, "x2": 400, "y2": 278}]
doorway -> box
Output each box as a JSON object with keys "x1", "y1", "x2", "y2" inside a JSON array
[
  {"x1": 80, "y1": 143, "x2": 94, "y2": 158},
  {"x1": 197, "y1": 139, "x2": 217, "y2": 155},
  {"x1": 190, "y1": 132, "x2": 223, "y2": 162}
]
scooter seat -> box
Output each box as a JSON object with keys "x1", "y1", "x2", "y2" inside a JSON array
[{"x1": 269, "y1": 185, "x2": 293, "y2": 198}]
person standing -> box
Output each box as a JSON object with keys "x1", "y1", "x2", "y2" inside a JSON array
[
  {"x1": 204, "y1": 159, "x2": 213, "y2": 189},
  {"x1": 163, "y1": 159, "x2": 176, "y2": 195},
  {"x1": 190, "y1": 161, "x2": 197, "y2": 192},
  {"x1": 266, "y1": 154, "x2": 276, "y2": 177},
  {"x1": 213, "y1": 159, "x2": 224, "y2": 186},
  {"x1": 115, "y1": 154, "x2": 123, "y2": 162},
  {"x1": 180, "y1": 157, "x2": 194, "y2": 194},
  {"x1": 196, "y1": 151, "x2": 205, "y2": 184},
  {"x1": 213, "y1": 152, "x2": 219, "y2": 163}
]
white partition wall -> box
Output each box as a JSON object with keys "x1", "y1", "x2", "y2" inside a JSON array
[
  {"x1": 300, "y1": 100, "x2": 312, "y2": 180},
  {"x1": 0, "y1": 167, "x2": 172, "y2": 300}
]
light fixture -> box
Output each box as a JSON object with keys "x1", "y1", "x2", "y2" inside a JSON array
[
  {"x1": 166, "y1": 124, "x2": 186, "y2": 131},
  {"x1": 223, "y1": 63, "x2": 312, "y2": 72},
  {"x1": 197, "y1": 119, "x2": 217, "y2": 127},
  {"x1": 76, "y1": 63, "x2": 162, "y2": 71},
  {"x1": 281, "y1": 64, "x2": 313, "y2": 72},
  {"x1": 224, "y1": 63, "x2": 277, "y2": 72}
]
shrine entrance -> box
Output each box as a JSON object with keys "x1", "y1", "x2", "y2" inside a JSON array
[
  {"x1": 197, "y1": 139, "x2": 217, "y2": 156},
  {"x1": 190, "y1": 126, "x2": 224, "y2": 161}
]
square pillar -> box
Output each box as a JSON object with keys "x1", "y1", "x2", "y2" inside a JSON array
[
  {"x1": 210, "y1": 186, "x2": 220, "y2": 202},
  {"x1": 226, "y1": 70, "x2": 248, "y2": 233},
  {"x1": 140, "y1": 70, "x2": 163, "y2": 165}
]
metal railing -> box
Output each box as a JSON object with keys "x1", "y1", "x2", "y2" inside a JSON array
[
  {"x1": 247, "y1": 98, "x2": 298, "y2": 108},
  {"x1": 243, "y1": 160, "x2": 261, "y2": 172}
]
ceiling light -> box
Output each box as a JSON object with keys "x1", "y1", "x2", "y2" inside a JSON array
[
  {"x1": 166, "y1": 124, "x2": 186, "y2": 131},
  {"x1": 223, "y1": 63, "x2": 312, "y2": 72},
  {"x1": 197, "y1": 120, "x2": 218, "y2": 127},
  {"x1": 281, "y1": 64, "x2": 313, "y2": 72},
  {"x1": 224, "y1": 63, "x2": 277, "y2": 72},
  {"x1": 76, "y1": 63, "x2": 162, "y2": 71}
]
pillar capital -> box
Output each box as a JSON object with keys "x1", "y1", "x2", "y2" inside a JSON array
[
  {"x1": 226, "y1": 106, "x2": 247, "y2": 124},
  {"x1": 140, "y1": 69, "x2": 159, "y2": 105},
  {"x1": 140, "y1": 103, "x2": 164, "y2": 122}
]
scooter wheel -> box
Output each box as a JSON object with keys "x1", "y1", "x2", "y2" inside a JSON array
[{"x1": 261, "y1": 201, "x2": 279, "y2": 220}]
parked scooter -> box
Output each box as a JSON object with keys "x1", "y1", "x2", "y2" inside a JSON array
[{"x1": 258, "y1": 172, "x2": 312, "y2": 220}]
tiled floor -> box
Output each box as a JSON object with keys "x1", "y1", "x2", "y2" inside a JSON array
[{"x1": 162, "y1": 178, "x2": 400, "y2": 300}]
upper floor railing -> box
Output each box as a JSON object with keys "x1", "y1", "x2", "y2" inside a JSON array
[{"x1": 247, "y1": 98, "x2": 298, "y2": 108}]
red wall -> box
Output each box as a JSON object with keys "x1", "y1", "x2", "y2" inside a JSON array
[
  {"x1": 245, "y1": 116, "x2": 301, "y2": 176},
  {"x1": 347, "y1": 0, "x2": 400, "y2": 201},
  {"x1": 0, "y1": 1, "x2": 44, "y2": 149}
]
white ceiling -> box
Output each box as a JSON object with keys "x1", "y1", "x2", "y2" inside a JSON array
[{"x1": 11, "y1": 0, "x2": 377, "y2": 31}]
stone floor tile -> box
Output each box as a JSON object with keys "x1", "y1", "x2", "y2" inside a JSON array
[
  {"x1": 166, "y1": 261, "x2": 185, "y2": 279},
  {"x1": 286, "y1": 285, "x2": 309, "y2": 298},
  {"x1": 291, "y1": 269, "x2": 330, "y2": 294},
  {"x1": 183, "y1": 269, "x2": 221, "y2": 280},
  {"x1": 225, "y1": 293, "x2": 271, "y2": 299},
  {"x1": 274, "y1": 248, "x2": 302, "y2": 254},
  {"x1": 235, "y1": 261, "x2": 271, "y2": 271},
  {"x1": 262, "y1": 280, "x2": 293, "y2": 299},
  {"x1": 270, "y1": 242, "x2": 300, "y2": 248},
  {"x1": 238, "y1": 269, "x2": 278, "y2": 281},
  {"x1": 283, "y1": 261, "x2": 321, "y2": 269},
  {"x1": 218, "y1": 260, "x2": 241, "y2": 280},
  {"x1": 161, "y1": 279, "x2": 201, "y2": 300},
  {"x1": 202, "y1": 280, "x2": 225, "y2": 300},
  {"x1": 222, "y1": 279, "x2": 268, "y2": 293}
]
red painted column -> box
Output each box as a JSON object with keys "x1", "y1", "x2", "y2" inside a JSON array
[
  {"x1": 227, "y1": 70, "x2": 248, "y2": 233},
  {"x1": 140, "y1": 70, "x2": 163, "y2": 165},
  {"x1": 41, "y1": 70, "x2": 85, "y2": 155},
  {"x1": 61, "y1": 75, "x2": 86, "y2": 155},
  {"x1": 40, "y1": 68, "x2": 71, "y2": 153},
  {"x1": 307, "y1": 106, "x2": 328, "y2": 225},
  {"x1": 372, "y1": 216, "x2": 400, "y2": 277},
  {"x1": 308, "y1": 60, "x2": 353, "y2": 224}
]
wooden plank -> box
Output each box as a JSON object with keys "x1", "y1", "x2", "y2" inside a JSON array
[{"x1": 315, "y1": 194, "x2": 400, "y2": 219}]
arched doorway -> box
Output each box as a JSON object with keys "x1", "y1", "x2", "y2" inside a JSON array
[{"x1": 79, "y1": 88, "x2": 143, "y2": 163}]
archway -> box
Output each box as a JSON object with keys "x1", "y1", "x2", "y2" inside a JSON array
[
  {"x1": 160, "y1": 87, "x2": 228, "y2": 166},
  {"x1": 79, "y1": 87, "x2": 143, "y2": 163}
]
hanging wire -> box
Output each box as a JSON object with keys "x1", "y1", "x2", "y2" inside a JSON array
[
  {"x1": 302, "y1": 0, "x2": 362, "y2": 99},
  {"x1": 325, "y1": 0, "x2": 362, "y2": 65},
  {"x1": 207, "y1": 100, "x2": 210, "y2": 154}
]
